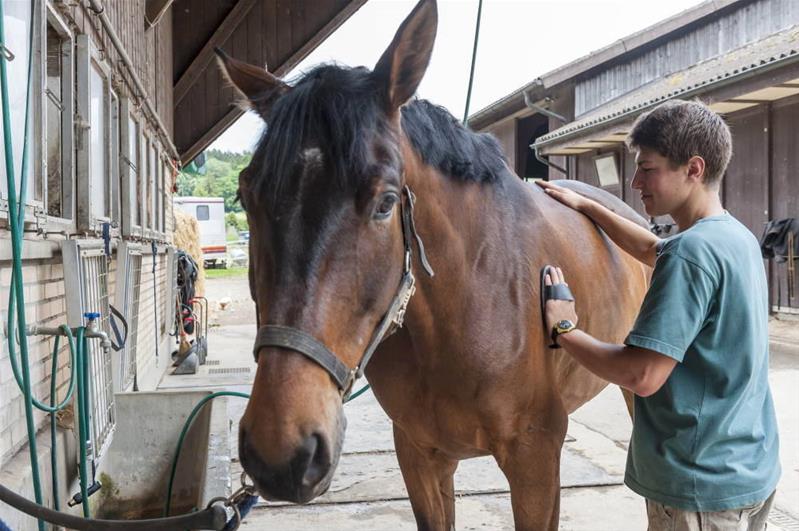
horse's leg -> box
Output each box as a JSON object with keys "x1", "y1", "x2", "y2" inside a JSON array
[
  {"x1": 393, "y1": 424, "x2": 458, "y2": 531},
  {"x1": 495, "y1": 415, "x2": 566, "y2": 531},
  {"x1": 621, "y1": 387, "x2": 635, "y2": 420}
]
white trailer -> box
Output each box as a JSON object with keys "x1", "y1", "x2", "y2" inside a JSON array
[{"x1": 173, "y1": 196, "x2": 227, "y2": 268}]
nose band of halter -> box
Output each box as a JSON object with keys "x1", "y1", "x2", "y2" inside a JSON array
[
  {"x1": 253, "y1": 325, "x2": 354, "y2": 391},
  {"x1": 251, "y1": 185, "x2": 433, "y2": 398}
]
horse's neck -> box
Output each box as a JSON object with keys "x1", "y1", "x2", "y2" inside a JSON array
[{"x1": 407, "y1": 164, "x2": 538, "y2": 308}]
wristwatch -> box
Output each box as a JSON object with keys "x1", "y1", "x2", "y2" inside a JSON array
[{"x1": 551, "y1": 319, "x2": 577, "y2": 346}]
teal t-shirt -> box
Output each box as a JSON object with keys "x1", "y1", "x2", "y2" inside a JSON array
[{"x1": 624, "y1": 213, "x2": 780, "y2": 512}]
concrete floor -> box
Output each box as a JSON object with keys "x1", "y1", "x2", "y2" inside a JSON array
[{"x1": 159, "y1": 286, "x2": 799, "y2": 530}]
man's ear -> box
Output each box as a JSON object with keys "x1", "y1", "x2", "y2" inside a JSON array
[
  {"x1": 373, "y1": 0, "x2": 437, "y2": 114},
  {"x1": 215, "y1": 48, "x2": 290, "y2": 120},
  {"x1": 686, "y1": 155, "x2": 706, "y2": 184}
]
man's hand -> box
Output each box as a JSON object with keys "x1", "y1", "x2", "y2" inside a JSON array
[
  {"x1": 537, "y1": 180, "x2": 591, "y2": 212},
  {"x1": 544, "y1": 266, "x2": 579, "y2": 333}
]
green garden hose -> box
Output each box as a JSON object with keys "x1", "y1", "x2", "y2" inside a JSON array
[
  {"x1": 164, "y1": 383, "x2": 371, "y2": 516},
  {"x1": 0, "y1": 1, "x2": 45, "y2": 528}
]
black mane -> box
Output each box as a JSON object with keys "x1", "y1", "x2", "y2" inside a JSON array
[
  {"x1": 401, "y1": 100, "x2": 507, "y2": 183},
  {"x1": 248, "y1": 64, "x2": 507, "y2": 208}
]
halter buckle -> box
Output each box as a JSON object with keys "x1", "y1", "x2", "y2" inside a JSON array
[{"x1": 392, "y1": 271, "x2": 416, "y2": 330}]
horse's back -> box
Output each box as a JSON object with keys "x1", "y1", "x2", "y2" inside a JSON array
[{"x1": 551, "y1": 179, "x2": 649, "y2": 229}]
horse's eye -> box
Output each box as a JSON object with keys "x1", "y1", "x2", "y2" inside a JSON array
[{"x1": 373, "y1": 192, "x2": 399, "y2": 220}]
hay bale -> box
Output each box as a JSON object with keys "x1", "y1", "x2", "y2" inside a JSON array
[{"x1": 174, "y1": 209, "x2": 206, "y2": 298}]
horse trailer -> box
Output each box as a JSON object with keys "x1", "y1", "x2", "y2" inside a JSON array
[{"x1": 174, "y1": 196, "x2": 228, "y2": 268}]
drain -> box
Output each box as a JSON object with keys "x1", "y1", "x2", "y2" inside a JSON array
[
  {"x1": 208, "y1": 367, "x2": 251, "y2": 375},
  {"x1": 770, "y1": 507, "x2": 799, "y2": 531}
]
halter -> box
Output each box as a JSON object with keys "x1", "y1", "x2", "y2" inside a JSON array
[{"x1": 251, "y1": 185, "x2": 434, "y2": 399}]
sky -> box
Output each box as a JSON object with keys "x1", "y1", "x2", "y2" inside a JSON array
[{"x1": 210, "y1": 0, "x2": 706, "y2": 153}]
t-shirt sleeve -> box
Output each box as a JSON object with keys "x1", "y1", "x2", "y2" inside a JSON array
[{"x1": 624, "y1": 251, "x2": 717, "y2": 362}]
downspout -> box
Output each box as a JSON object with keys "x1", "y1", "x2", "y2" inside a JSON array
[
  {"x1": 523, "y1": 90, "x2": 569, "y2": 177},
  {"x1": 85, "y1": 0, "x2": 180, "y2": 162}
]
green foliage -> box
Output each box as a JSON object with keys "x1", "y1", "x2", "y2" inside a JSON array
[
  {"x1": 177, "y1": 149, "x2": 252, "y2": 213},
  {"x1": 225, "y1": 212, "x2": 248, "y2": 237}
]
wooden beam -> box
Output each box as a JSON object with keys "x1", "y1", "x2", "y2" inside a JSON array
[
  {"x1": 145, "y1": 0, "x2": 173, "y2": 29},
  {"x1": 173, "y1": 0, "x2": 258, "y2": 105},
  {"x1": 180, "y1": 106, "x2": 245, "y2": 164},
  {"x1": 177, "y1": 0, "x2": 368, "y2": 163},
  {"x1": 273, "y1": 0, "x2": 368, "y2": 77}
]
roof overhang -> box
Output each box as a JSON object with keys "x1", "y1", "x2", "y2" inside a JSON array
[
  {"x1": 467, "y1": 0, "x2": 747, "y2": 131},
  {"x1": 172, "y1": 0, "x2": 367, "y2": 164},
  {"x1": 534, "y1": 26, "x2": 799, "y2": 155}
]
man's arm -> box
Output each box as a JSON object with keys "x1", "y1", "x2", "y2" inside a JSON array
[
  {"x1": 537, "y1": 181, "x2": 660, "y2": 267},
  {"x1": 557, "y1": 330, "x2": 677, "y2": 397}
]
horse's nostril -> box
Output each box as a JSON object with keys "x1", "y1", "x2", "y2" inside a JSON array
[{"x1": 294, "y1": 432, "x2": 331, "y2": 489}]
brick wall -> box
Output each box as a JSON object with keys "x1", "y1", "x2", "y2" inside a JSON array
[
  {"x1": 0, "y1": 258, "x2": 71, "y2": 464},
  {"x1": 0, "y1": 246, "x2": 173, "y2": 468}
]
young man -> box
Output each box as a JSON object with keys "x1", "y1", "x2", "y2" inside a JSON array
[{"x1": 537, "y1": 99, "x2": 780, "y2": 531}]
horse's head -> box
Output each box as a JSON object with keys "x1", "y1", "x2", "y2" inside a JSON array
[{"x1": 216, "y1": 0, "x2": 437, "y2": 504}]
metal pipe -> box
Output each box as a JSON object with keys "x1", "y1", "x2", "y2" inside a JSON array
[
  {"x1": 27, "y1": 324, "x2": 111, "y2": 349},
  {"x1": 85, "y1": 0, "x2": 180, "y2": 161},
  {"x1": 462, "y1": 0, "x2": 483, "y2": 125},
  {"x1": 523, "y1": 91, "x2": 567, "y2": 124}
]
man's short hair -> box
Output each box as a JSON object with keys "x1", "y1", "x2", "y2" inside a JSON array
[{"x1": 625, "y1": 99, "x2": 732, "y2": 186}]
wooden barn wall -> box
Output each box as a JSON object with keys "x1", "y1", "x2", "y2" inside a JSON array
[
  {"x1": 769, "y1": 96, "x2": 799, "y2": 310},
  {"x1": 621, "y1": 148, "x2": 646, "y2": 215},
  {"x1": 724, "y1": 106, "x2": 769, "y2": 234},
  {"x1": 485, "y1": 120, "x2": 516, "y2": 173},
  {"x1": 55, "y1": 1, "x2": 174, "y2": 136},
  {"x1": 566, "y1": 98, "x2": 798, "y2": 311}
]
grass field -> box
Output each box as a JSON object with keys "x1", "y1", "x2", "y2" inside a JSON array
[{"x1": 204, "y1": 266, "x2": 248, "y2": 279}]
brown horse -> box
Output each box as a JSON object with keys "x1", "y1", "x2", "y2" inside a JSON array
[{"x1": 218, "y1": 0, "x2": 649, "y2": 528}]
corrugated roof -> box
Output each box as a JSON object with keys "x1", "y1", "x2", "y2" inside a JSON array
[
  {"x1": 467, "y1": 0, "x2": 746, "y2": 130},
  {"x1": 535, "y1": 24, "x2": 799, "y2": 149}
]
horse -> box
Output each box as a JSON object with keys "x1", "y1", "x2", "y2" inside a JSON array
[{"x1": 217, "y1": 0, "x2": 649, "y2": 528}]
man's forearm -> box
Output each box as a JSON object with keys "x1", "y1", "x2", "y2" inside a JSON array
[
  {"x1": 556, "y1": 330, "x2": 676, "y2": 397},
  {"x1": 556, "y1": 330, "x2": 641, "y2": 390},
  {"x1": 582, "y1": 201, "x2": 659, "y2": 267}
]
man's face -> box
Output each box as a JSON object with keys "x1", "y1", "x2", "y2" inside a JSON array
[{"x1": 631, "y1": 147, "x2": 693, "y2": 217}]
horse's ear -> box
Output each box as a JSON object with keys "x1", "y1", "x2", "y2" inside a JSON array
[
  {"x1": 215, "y1": 48, "x2": 290, "y2": 119},
  {"x1": 373, "y1": 0, "x2": 437, "y2": 113}
]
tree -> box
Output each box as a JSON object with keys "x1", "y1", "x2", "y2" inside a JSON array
[{"x1": 176, "y1": 150, "x2": 252, "y2": 213}]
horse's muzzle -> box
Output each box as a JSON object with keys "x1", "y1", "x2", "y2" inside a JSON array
[{"x1": 239, "y1": 428, "x2": 334, "y2": 504}]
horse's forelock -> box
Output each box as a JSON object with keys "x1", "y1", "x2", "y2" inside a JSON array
[
  {"x1": 246, "y1": 63, "x2": 508, "y2": 215},
  {"x1": 249, "y1": 64, "x2": 387, "y2": 211}
]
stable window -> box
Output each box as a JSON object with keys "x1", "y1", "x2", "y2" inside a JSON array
[
  {"x1": 153, "y1": 148, "x2": 161, "y2": 234},
  {"x1": 110, "y1": 91, "x2": 120, "y2": 223},
  {"x1": 147, "y1": 140, "x2": 156, "y2": 232},
  {"x1": 89, "y1": 61, "x2": 109, "y2": 218},
  {"x1": 160, "y1": 158, "x2": 167, "y2": 233},
  {"x1": 141, "y1": 136, "x2": 151, "y2": 232},
  {"x1": 76, "y1": 34, "x2": 113, "y2": 231},
  {"x1": 196, "y1": 205, "x2": 209, "y2": 221},
  {"x1": 120, "y1": 100, "x2": 142, "y2": 236},
  {"x1": 44, "y1": 6, "x2": 74, "y2": 221},
  {"x1": 593, "y1": 153, "x2": 620, "y2": 188},
  {"x1": 0, "y1": 1, "x2": 39, "y2": 214}
]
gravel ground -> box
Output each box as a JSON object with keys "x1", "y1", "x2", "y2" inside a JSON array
[{"x1": 203, "y1": 272, "x2": 257, "y2": 327}]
